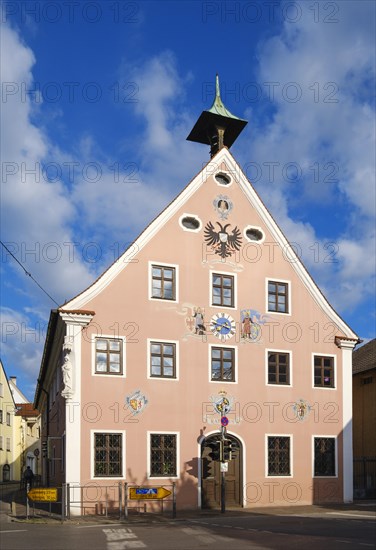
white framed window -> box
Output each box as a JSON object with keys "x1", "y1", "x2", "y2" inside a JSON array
[
  {"x1": 91, "y1": 335, "x2": 126, "y2": 377},
  {"x1": 149, "y1": 262, "x2": 179, "y2": 303},
  {"x1": 147, "y1": 339, "x2": 179, "y2": 380},
  {"x1": 208, "y1": 344, "x2": 238, "y2": 384},
  {"x1": 210, "y1": 270, "x2": 237, "y2": 309},
  {"x1": 6, "y1": 437, "x2": 11, "y2": 452},
  {"x1": 265, "y1": 434, "x2": 293, "y2": 478},
  {"x1": 266, "y1": 278, "x2": 291, "y2": 315},
  {"x1": 265, "y1": 349, "x2": 293, "y2": 387},
  {"x1": 91, "y1": 430, "x2": 126, "y2": 480},
  {"x1": 312, "y1": 353, "x2": 336, "y2": 390},
  {"x1": 312, "y1": 436, "x2": 337, "y2": 478},
  {"x1": 0, "y1": 435, "x2": 3, "y2": 450},
  {"x1": 147, "y1": 431, "x2": 179, "y2": 479}
]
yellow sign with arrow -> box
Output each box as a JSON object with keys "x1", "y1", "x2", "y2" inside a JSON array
[
  {"x1": 27, "y1": 488, "x2": 58, "y2": 502},
  {"x1": 129, "y1": 487, "x2": 172, "y2": 500}
]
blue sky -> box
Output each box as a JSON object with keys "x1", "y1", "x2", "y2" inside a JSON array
[{"x1": 1, "y1": 0, "x2": 375, "y2": 400}]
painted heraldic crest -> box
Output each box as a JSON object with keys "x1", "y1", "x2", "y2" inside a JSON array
[{"x1": 204, "y1": 221, "x2": 242, "y2": 258}]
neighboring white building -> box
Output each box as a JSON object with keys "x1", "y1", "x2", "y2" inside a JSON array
[
  {"x1": 9, "y1": 376, "x2": 28, "y2": 405},
  {"x1": 0, "y1": 361, "x2": 18, "y2": 481}
]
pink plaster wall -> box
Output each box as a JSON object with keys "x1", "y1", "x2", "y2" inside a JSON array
[{"x1": 75, "y1": 165, "x2": 347, "y2": 508}]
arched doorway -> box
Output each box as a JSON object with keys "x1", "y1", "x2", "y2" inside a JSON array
[
  {"x1": 201, "y1": 433, "x2": 242, "y2": 508},
  {"x1": 27, "y1": 453, "x2": 35, "y2": 473},
  {"x1": 2, "y1": 464, "x2": 10, "y2": 482}
]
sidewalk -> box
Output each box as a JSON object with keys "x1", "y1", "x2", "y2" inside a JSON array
[{"x1": 2, "y1": 497, "x2": 375, "y2": 525}]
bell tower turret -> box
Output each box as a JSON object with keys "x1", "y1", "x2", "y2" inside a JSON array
[{"x1": 187, "y1": 75, "x2": 248, "y2": 157}]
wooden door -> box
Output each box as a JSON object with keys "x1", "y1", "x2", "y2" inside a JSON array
[{"x1": 201, "y1": 435, "x2": 242, "y2": 508}]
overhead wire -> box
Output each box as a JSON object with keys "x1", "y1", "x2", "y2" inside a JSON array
[{"x1": 1, "y1": 240, "x2": 60, "y2": 306}]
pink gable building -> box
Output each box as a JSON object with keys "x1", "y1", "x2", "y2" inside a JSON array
[{"x1": 35, "y1": 78, "x2": 359, "y2": 514}]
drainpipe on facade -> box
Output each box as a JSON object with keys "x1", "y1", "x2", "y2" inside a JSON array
[{"x1": 40, "y1": 386, "x2": 50, "y2": 487}]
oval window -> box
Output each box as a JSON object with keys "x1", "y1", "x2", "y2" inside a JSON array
[
  {"x1": 181, "y1": 216, "x2": 200, "y2": 230},
  {"x1": 245, "y1": 228, "x2": 264, "y2": 242},
  {"x1": 215, "y1": 173, "x2": 231, "y2": 186}
]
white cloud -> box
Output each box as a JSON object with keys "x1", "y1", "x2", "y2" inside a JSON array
[
  {"x1": 243, "y1": 0, "x2": 376, "y2": 313},
  {"x1": 72, "y1": 52, "x2": 205, "y2": 240},
  {"x1": 0, "y1": 307, "x2": 45, "y2": 400},
  {"x1": 1, "y1": 23, "x2": 94, "y2": 304},
  {"x1": 131, "y1": 52, "x2": 181, "y2": 151}
]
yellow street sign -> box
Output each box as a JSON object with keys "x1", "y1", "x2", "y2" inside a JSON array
[
  {"x1": 27, "y1": 488, "x2": 58, "y2": 502},
  {"x1": 129, "y1": 487, "x2": 172, "y2": 500}
]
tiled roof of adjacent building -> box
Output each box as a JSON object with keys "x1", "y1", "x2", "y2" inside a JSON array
[
  {"x1": 15, "y1": 403, "x2": 40, "y2": 417},
  {"x1": 353, "y1": 338, "x2": 376, "y2": 374}
]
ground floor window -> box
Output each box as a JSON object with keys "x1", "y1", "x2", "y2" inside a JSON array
[
  {"x1": 267, "y1": 436, "x2": 291, "y2": 476},
  {"x1": 150, "y1": 434, "x2": 177, "y2": 477},
  {"x1": 314, "y1": 437, "x2": 336, "y2": 476},
  {"x1": 94, "y1": 433, "x2": 122, "y2": 477}
]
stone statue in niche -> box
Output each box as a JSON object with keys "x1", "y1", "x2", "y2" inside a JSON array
[{"x1": 61, "y1": 339, "x2": 73, "y2": 398}]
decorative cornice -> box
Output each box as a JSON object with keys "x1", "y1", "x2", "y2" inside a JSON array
[
  {"x1": 335, "y1": 336, "x2": 359, "y2": 350},
  {"x1": 58, "y1": 308, "x2": 95, "y2": 315},
  {"x1": 59, "y1": 310, "x2": 94, "y2": 326}
]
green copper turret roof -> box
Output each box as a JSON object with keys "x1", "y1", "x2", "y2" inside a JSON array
[
  {"x1": 207, "y1": 74, "x2": 244, "y2": 121},
  {"x1": 186, "y1": 75, "x2": 248, "y2": 150}
]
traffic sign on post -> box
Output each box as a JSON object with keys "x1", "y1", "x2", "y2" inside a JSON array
[
  {"x1": 27, "y1": 488, "x2": 58, "y2": 502},
  {"x1": 220, "y1": 416, "x2": 229, "y2": 427},
  {"x1": 129, "y1": 487, "x2": 172, "y2": 500}
]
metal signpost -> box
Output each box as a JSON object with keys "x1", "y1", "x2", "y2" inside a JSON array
[
  {"x1": 128, "y1": 485, "x2": 176, "y2": 518},
  {"x1": 26, "y1": 486, "x2": 58, "y2": 520},
  {"x1": 220, "y1": 415, "x2": 228, "y2": 513}
]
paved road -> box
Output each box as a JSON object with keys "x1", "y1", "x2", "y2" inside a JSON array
[{"x1": 1, "y1": 509, "x2": 375, "y2": 549}]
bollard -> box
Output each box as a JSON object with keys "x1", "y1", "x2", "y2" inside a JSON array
[
  {"x1": 26, "y1": 482, "x2": 30, "y2": 520},
  {"x1": 119, "y1": 482, "x2": 122, "y2": 520},
  {"x1": 124, "y1": 482, "x2": 128, "y2": 519},
  {"x1": 172, "y1": 482, "x2": 176, "y2": 519}
]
